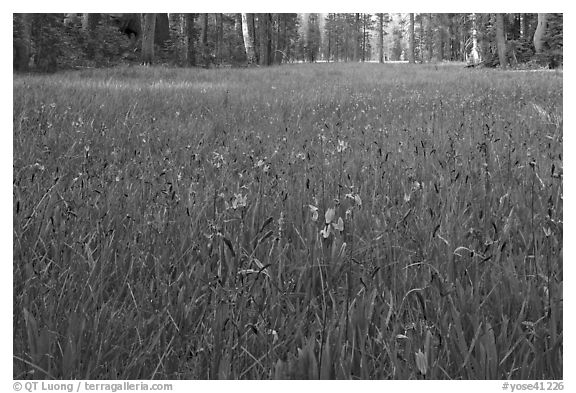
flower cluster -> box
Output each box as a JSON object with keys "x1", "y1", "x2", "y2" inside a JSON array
[
  {"x1": 225, "y1": 193, "x2": 247, "y2": 210},
  {"x1": 345, "y1": 191, "x2": 362, "y2": 208},
  {"x1": 309, "y1": 207, "x2": 344, "y2": 239},
  {"x1": 210, "y1": 151, "x2": 225, "y2": 169}
]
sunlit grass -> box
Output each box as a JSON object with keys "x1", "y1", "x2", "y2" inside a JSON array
[{"x1": 13, "y1": 63, "x2": 562, "y2": 379}]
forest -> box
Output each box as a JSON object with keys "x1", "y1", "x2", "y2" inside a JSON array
[{"x1": 13, "y1": 13, "x2": 563, "y2": 72}]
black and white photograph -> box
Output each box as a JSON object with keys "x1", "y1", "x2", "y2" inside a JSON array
[{"x1": 11, "y1": 5, "x2": 564, "y2": 385}]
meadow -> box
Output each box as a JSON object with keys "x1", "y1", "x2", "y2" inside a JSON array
[{"x1": 13, "y1": 63, "x2": 562, "y2": 379}]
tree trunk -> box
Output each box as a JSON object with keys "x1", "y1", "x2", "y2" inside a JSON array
[
  {"x1": 459, "y1": 21, "x2": 466, "y2": 61},
  {"x1": 327, "y1": 15, "x2": 332, "y2": 62},
  {"x1": 470, "y1": 13, "x2": 480, "y2": 64},
  {"x1": 282, "y1": 14, "x2": 289, "y2": 62},
  {"x1": 219, "y1": 14, "x2": 224, "y2": 64},
  {"x1": 408, "y1": 13, "x2": 415, "y2": 63},
  {"x1": 248, "y1": 14, "x2": 259, "y2": 63},
  {"x1": 267, "y1": 13, "x2": 273, "y2": 64},
  {"x1": 201, "y1": 14, "x2": 208, "y2": 46},
  {"x1": 82, "y1": 13, "x2": 100, "y2": 31},
  {"x1": 259, "y1": 13, "x2": 265, "y2": 65},
  {"x1": 83, "y1": 13, "x2": 100, "y2": 59},
  {"x1": 155, "y1": 13, "x2": 170, "y2": 47},
  {"x1": 495, "y1": 13, "x2": 507, "y2": 68},
  {"x1": 201, "y1": 13, "x2": 209, "y2": 66},
  {"x1": 378, "y1": 13, "x2": 384, "y2": 63},
  {"x1": 141, "y1": 13, "x2": 156, "y2": 65},
  {"x1": 533, "y1": 13, "x2": 548, "y2": 54},
  {"x1": 169, "y1": 13, "x2": 182, "y2": 63},
  {"x1": 301, "y1": 13, "x2": 309, "y2": 62},
  {"x1": 259, "y1": 13, "x2": 272, "y2": 66},
  {"x1": 427, "y1": 13, "x2": 433, "y2": 62},
  {"x1": 447, "y1": 16, "x2": 455, "y2": 60},
  {"x1": 435, "y1": 14, "x2": 444, "y2": 61},
  {"x1": 353, "y1": 13, "x2": 359, "y2": 61},
  {"x1": 235, "y1": 13, "x2": 245, "y2": 63},
  {"x1": 241, "y1": 13, "x2": 256, "y2": 64},
  {"x1": 14, "y1": 13, "x2": 32, "y2": 71},
  {"x1": 216, "y1": 13, "x2": 223, "y2": 65},
  {"x1": 184, "y1": 13, "x2": 197, "y2": 66},
  {"x1": 274, "y1": 14, "x2": 282, "y2": 64},
  {"x1": 362, "y1": 14, "x2": 366, "y2": 62},
  {"x1": 235, "y1": 13, "x2": 243, "y2": 41},
  {"x1": 419, "y1": 14, "x2": 424, "y2": 62}
]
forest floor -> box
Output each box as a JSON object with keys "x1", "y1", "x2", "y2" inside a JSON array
[{"x1": 13, "y1": 63, "x2": 563, "y2": 379}]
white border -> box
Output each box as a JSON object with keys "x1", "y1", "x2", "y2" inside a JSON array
[{"x1": 4, "y1": 2, "x2": 571, "y2": 390}]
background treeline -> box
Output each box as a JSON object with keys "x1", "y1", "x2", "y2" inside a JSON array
[{"x1": 13, "y1": 13, "x2": 563, "y2": 72}]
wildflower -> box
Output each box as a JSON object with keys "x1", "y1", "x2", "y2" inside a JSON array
[
  {"x1": 332, "y1": 217, "x2": 344, "y2": 232},
  {"x1": 320, "y1": 224, "x2": 331, "y2": 239},
  {"x1": 211, "y1": 152, "x2": 225, "y2": 168},
  {"x1": 345, "y1": 192, "x2": 362, "y2": 208},
  {"x1": 321, "y1": 207, "x2": 344, "y2": 238},
  {"x1": 325, "y1": 208, "x2": 335, "y2": 224},
  {"x1": 415, "y1": 349, "x2": 428, "y2": 376},
  {"x1": 278, "y1": 212, "x2": 285, "y2": 233},
  {"x1": 345, "y1": 208, "x2": 352, "y2": 220},
  {"x1": 231, "y1": 193, "x2": 247, "y2": 209},
  {"x1": 308, "y1": 205, "x2": 319, "y2": 222}
]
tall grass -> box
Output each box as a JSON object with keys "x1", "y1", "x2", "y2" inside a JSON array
[{"x1": 13, "y1": 63, "x2": 562, "y2": 379}]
